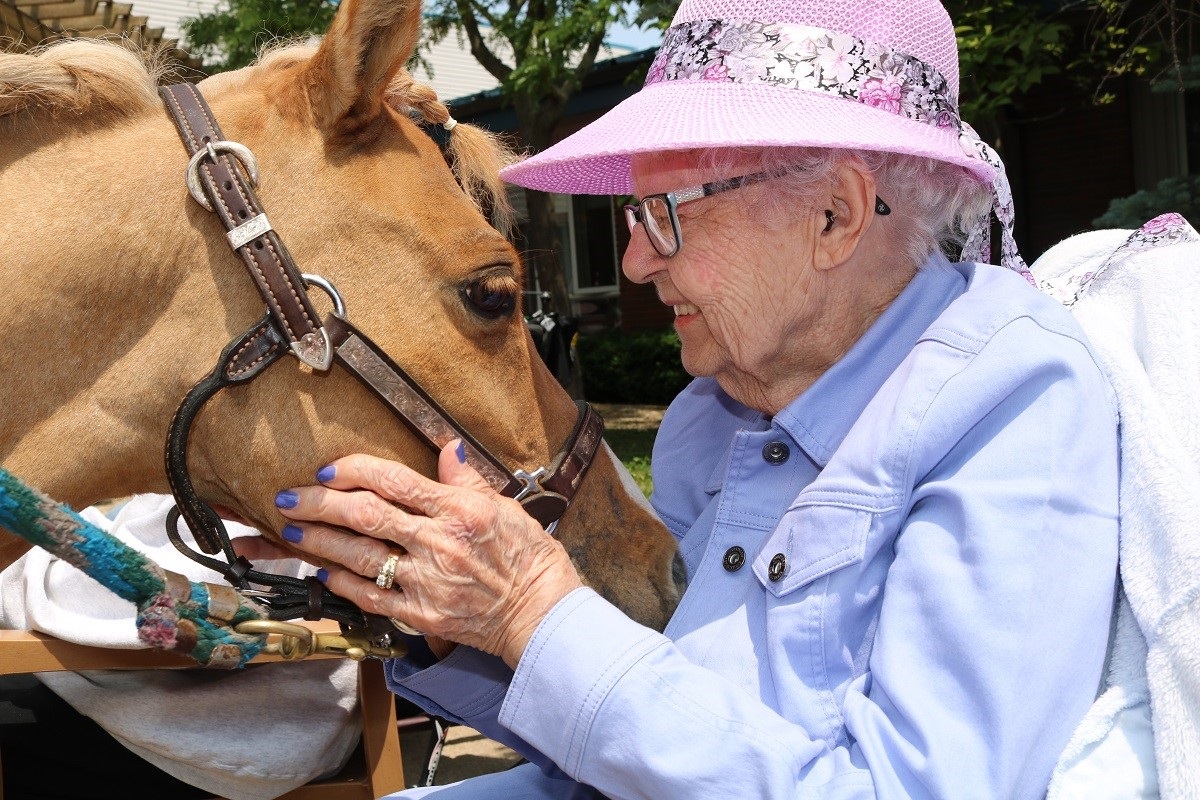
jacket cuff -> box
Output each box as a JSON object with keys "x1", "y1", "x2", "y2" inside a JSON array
[
  {"x1": 500, "y1": 587, "x2": 668, "y2": 775},
  {"x1": 387, "y1": 644, "x2": 511, "y2": 725}
]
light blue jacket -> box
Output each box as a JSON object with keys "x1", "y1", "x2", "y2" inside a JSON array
[{"x1": 388, "y1": 257, "x2": 1119, "y2": 799}]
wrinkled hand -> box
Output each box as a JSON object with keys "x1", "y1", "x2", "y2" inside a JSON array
[{"x1": 275, "y1": 441, "x2": 583, "y2": 668}]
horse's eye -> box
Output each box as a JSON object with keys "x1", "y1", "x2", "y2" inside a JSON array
[{"x1": 462, "y1": 276, "x2": 517, "y2": 319}]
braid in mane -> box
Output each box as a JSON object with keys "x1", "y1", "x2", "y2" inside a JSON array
[
  {"x1": 0, "y1": 39, "x2": 163, "y2": 119},
  {"x1": 386, "y1": 70, "x2": 520, "y2": 237}
]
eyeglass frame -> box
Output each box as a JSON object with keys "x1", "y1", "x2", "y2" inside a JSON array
[{"x1": 623, "y1": 170, "x2": 891, "y2": 258}]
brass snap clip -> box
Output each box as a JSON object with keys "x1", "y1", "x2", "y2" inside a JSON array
[{"x1": 235, "y1": 620, "x2": 408, "y2": 661}]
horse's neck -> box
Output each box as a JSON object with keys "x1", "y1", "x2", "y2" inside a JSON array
[{"x1": 0, "y1": 118, "x2": 241, "y2": 508}]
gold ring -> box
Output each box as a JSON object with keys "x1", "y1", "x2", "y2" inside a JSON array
[{"x1": 375, "y1": 553, "x2": 400, "y2": 590}]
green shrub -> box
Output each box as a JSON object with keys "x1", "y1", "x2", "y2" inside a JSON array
[
  {"x1": 1093, "y1": 174, "x2": 1200, "y2": 230},
  {"x1": 578, "y1": 329, "x2": 691, "y2": 405}
]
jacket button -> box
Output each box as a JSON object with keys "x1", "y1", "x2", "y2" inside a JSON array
[
  {"x1": 762, "y1": 441, "x2": 790, "y2": 464},
  {"x1": 768, "y1": 553, "x2": 787, "y2": 582},
  {"x1": 722, "y1": 546, "x2": 746, "y2": 572}
]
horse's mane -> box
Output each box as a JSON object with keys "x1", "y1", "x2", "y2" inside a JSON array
[
  {"x1": 0, "y1": 39, "x2": 519, "y2": 234},
  {"x1": 0, "y1": 38, "x2": 163, "y2": 120}
]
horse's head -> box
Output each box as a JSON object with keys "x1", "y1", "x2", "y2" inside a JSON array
[{"x1": 0, "y1": 0, "x2": 684, "y2": 631}]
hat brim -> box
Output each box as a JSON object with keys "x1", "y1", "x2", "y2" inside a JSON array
[{"x1": 500, "y1": 79, "x2": 995, "y2": 194}]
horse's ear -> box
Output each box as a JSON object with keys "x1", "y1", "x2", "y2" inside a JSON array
[{"x1": 302, "y1": 0, "x2": 422, "y2": 136}]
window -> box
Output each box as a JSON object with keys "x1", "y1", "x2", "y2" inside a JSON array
[
  {"x1": 508, "y1": 188, "x2": 622, "y2": 312},
  {"x1": 568, "y1": 195, "x2": 620, "y2": 295}
]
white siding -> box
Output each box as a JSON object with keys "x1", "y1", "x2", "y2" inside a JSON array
[
  {"x1": 410, "y1": 29, "x2": 504, "y2": 101},
  {"x1": 127, "y1": 0, "x2": 221, "y2": 45}
]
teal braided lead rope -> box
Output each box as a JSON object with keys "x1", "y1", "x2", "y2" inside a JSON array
[{"x1": 0, "y1": 467, "x2": 267, "y2": 668}]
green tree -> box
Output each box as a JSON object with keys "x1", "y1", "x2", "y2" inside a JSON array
[
  {"x1": 181, "y1": 0, "x2": 336, "y2": 72},
  {"x1": 949, "y1": 0, "x2": 1069, "y2": 127},
  {"x1": 1094, "y1": 174, "x2": 1200, "y2": 229},
  {"x1": 1076, "y1": 0, "x2": 1199, "y2": 99}
]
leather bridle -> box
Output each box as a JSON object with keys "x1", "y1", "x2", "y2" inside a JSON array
[{"x1": 157, "y1": 83, "x2": 603, "y2": 633}]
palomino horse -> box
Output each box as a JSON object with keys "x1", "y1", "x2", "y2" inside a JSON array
[{"x1": 0, "y1": 0, "x2": 684, "y2": 632}]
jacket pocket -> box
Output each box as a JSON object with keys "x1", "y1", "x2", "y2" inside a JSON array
[{"x1": 753, "y1": 500, "x2": 886, "y2": 598}]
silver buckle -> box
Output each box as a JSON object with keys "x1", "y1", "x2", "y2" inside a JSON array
[
  {"x1": 285, "y1": 274, "x2": 346, "y2": 373},
  {"x1": 185, "y1": 140, "x2": 261, "y2": 212}
]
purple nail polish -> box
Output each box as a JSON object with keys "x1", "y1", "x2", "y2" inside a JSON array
[
  {"x1": 456, "y1": 440, "x2": 467, "y2": 464},
  {"x1": 316, "y1": 465, "x2": 336, "y2": 483},
  {"x1": 282, "y1": 524, "x2": 304, "y2": 544},
  {"x1": 316, "y1": 568, "x2": 328, "y2": 583},
  {"x1": 274, "y1": 490, "x2": 298, "y2": 509}
]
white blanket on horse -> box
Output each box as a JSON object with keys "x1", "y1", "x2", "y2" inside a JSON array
[
  {"x1": 0, "y1": 494, "x2": 360, "y2": 800},
  {"x1": 1033, "y1": 217, "x2": 1200, "y2": 800}
]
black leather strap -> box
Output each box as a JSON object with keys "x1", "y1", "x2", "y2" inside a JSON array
[{"x1": 164, "y1": 315, "x2": 285, "y2": 555}]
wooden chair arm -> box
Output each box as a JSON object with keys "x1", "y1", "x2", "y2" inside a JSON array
[
  {"x1": 0, "y1": 629, "x2": 196, "y2": 673},
  {"x1": 0, "y1": 620, "x2": 406, "y2": 798},
  {"x1": 0, "y1": 619, "x2": 346, "y2": 674}
]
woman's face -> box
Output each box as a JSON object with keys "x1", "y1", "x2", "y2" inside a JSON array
[{"x1": 624, "y1": 151, "x2": 834, "y2": 412}]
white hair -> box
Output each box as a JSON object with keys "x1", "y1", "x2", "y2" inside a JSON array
[{"x1": 698, "y1": 146, "x2": 992, "y2": 271}]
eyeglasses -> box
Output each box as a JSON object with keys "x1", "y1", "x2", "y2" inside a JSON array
[{"x1": 623, "y1": 170, "x2": 892, "y2": 258}]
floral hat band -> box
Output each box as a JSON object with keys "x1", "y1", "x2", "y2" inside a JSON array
[
  {"x1": 648, "y1": 19, "x2": 962, "y2": 130},
  {"x1": 648, "y1": 19, "x2": 1031, "y2": 279}
]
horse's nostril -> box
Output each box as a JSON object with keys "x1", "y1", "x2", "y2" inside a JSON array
[{"x1": 671, "y1": 551, "x2": 689, "y2": 594}]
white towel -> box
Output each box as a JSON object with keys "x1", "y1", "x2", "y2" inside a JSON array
[
  {"x1": 0, "y1": 494, "x2": 361, "y2": 800},
  {"x1": 1033, "y1": 215, "x2": 1200, "y2": 800}
]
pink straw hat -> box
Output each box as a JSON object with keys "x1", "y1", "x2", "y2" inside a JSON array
[
  {"x1": 500, "y1": 0, "x2": 1028, "y2": 273},
  {"x1": 501, "y1": 0, "x2": 994, "y2": 194}
]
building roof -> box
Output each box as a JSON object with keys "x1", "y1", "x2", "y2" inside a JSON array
[{"x1": 1, "y1": 0, "x2": 200, "y2": 68}]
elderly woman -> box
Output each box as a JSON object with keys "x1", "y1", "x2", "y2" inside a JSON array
[{"x1": 274, "y1": 0, "x2": 1119, "y2": 796}]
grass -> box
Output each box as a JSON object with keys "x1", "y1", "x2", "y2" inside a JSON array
[{"x1": 604, "y1": 427, "x2": 657, "y2": 498}]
